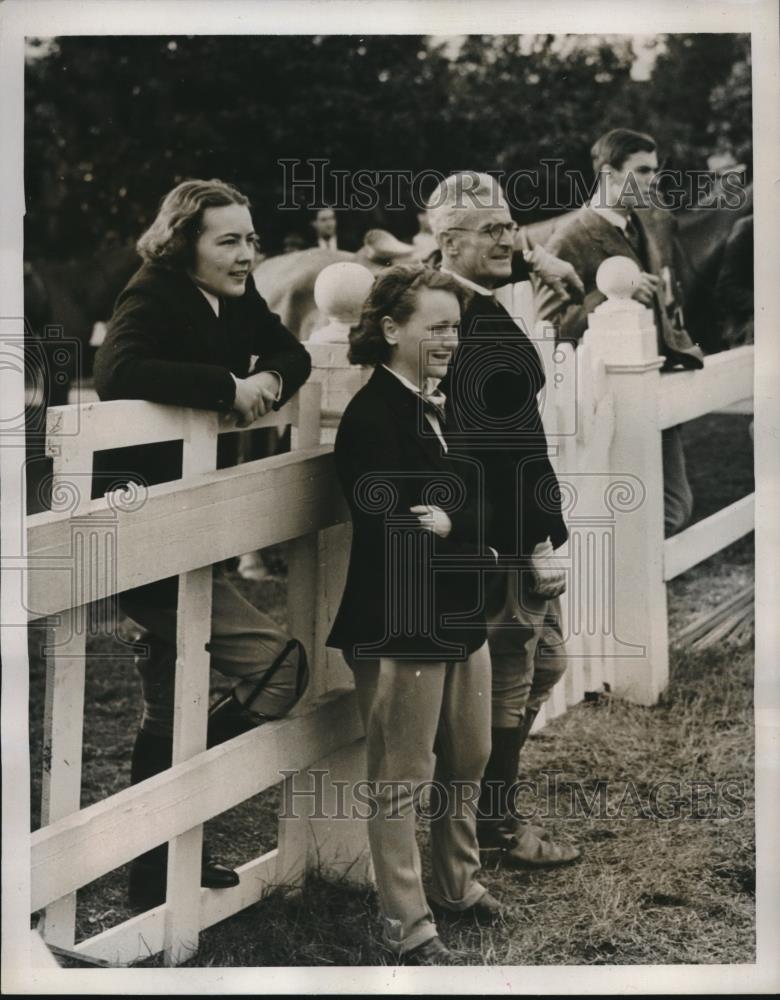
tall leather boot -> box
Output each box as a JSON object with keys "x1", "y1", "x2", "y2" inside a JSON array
[
  {"x1": 477, "y1": 727, "x2": 524, "y2": 851},
  {"x1": 516, "y1": 705, "x2": 539, "y2": 753},
  {"x1": 498, "y1": 707, "x2": 582, "y2": 869},
  {"x1": 127, "y1": 728, "x2": 239, "y2": 910}
]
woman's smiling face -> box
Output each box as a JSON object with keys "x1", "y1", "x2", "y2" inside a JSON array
[
  {"x1": 385, "y1": 287, "x2": 460, "y2": 385},
  {"x1": 189, "y1": 203, "x2": 257, "y2": 298}
]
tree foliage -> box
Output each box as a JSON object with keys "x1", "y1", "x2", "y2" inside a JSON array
[{"x1": 24, "y1": 33, "x2": 751, "y2": 260}]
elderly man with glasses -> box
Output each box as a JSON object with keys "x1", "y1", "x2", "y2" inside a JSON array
[{"x1": 427, "y1": 172, "x2": 582, "y2": 870}]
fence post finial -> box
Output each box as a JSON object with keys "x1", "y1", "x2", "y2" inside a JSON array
[
  {"x1": 586, "y1": 255, "x2": 660, "y2": 366},
  {"x1": 309, "y1": 262, "x2": 374, "y2": 344}
]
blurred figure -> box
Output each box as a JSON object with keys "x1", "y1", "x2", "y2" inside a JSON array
[
  {"x1": 411, "y1": 209, "x2": 438, "y2": 261},
  {"x1": 311, "y1": 206, "x2": 339, "y2": 250},
  {"x1": 716, "y1": 213, "x2": 754, "y2": 347},
  {"x1": 707, "y1": 148, "x2": 747, "y2": 179},
  {"x1": 282, "y1": 231, "x2": 307, "y2": 253}
]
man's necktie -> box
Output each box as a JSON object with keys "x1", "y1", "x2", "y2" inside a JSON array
[{"x1": 623, "y1": 212, "x2": 647, "y2": 267}]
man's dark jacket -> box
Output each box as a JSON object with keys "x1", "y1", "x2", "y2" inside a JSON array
[
  {"x1": 93, "y1": 261, "x2": 311, "y2": 605},
  {"x1": 442, "y1": 288, "x2": 568, "y2": 558},
  {"x1": 535, "y1": 205, "x2": 703, "y2": 368}
]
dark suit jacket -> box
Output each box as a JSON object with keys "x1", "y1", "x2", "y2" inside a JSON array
[
  {"x1": 327, "y1": 365, "x2": 488, "y2": 661},
  {"x1": 93, "y1": 262, "x2": 311, "y2": 605},
  {"x1": 535, "y1": 206, "x2": 703, "y2": 368},
  {"x1": 441, "y1": 290, "x2": 568, "y2": 558}
]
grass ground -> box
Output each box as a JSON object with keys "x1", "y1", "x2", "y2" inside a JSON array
[{"x1": 28, "y1": 411, "x2": 755, "y2": 966}]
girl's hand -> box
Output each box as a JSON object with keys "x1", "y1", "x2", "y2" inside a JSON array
[{"x1": 410, "y1": 504, "x2": 452, "y2": 539}]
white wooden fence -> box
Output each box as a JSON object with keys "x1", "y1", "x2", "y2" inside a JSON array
[
  {"x1": 27, "y1": 289, "x2": 754, "y2": 966},
  {"x1": 29, "y1": 383, "x2": 370, "y2": 967},
  {"x1": 506, "y1": 286, "x2": 755, "y2": 713}
]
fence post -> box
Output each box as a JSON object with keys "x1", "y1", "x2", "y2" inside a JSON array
[
  {"x1": 163, "y1": 409, "x2": 218, "y2": 966},
  {"x1": 584, "y1": 257, "x2": 668, "y2": 705}
]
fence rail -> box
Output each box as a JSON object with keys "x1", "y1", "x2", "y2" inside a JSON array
[{"x1": 27, "y1": 291, "x2": 754, "y2": 965}]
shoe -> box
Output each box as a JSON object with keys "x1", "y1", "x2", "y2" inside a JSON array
[
  {"x1": 399, "y1": 936, "x2": 460, "y2": 966},
  {"x1": 431, "y1": 890, "x2": 504, "y2": 926},
  {"x1": 128, "y1": 850, "x2": 240, "y2": 910},
  {"x1": 201, "y1": 852, "x2": 241, "y2": 889},
  {"x1": 478, "y1": 817, "x2": 548, "y2": 852},
  {"x1": 501, "y1": 826, "x2": 581, "y2": 869}
]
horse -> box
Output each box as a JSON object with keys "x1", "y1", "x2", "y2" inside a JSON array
[
  {"x1": 255, "y1": 181, "x2": 753, "y2": 356},
  {"x1": 253, "y1": 229, "x2": 421, "y2": 340}
]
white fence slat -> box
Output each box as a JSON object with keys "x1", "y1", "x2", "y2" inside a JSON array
[
  {"x1": 74, "y1": 850, "x2": 278, "y2": 967},
  {"x1": 39, "y1": 605, "x2": 87, "y2": 947},
  {"x1": 47, "y1": 396, "x2": 294, "y2": 457},
  {"x1": 26, "y1": 448, "x2": 347, "y2": 620},
  {"x1": 31, "y1": 689, "x2": 361, "y2": 911},
  {"x1": 30, "y1": 929, "x2": 62, "y2": 969},
  {"x1": 164, "y1": 411, "x2": 218, "y2": 965},
  {"x1": 39, "y1": 430, "x2": 94, "y2": 950},
  {"x1": 663, "y1": 493, "x2": 755, "y2": 581},
  {"x1": 657, "y1": 345, "x2": 754, "y2": 430},
  {"x1": 76, "y1": 906, "x2": 165, "y2": 968}
]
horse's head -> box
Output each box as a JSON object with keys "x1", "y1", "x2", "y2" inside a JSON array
[
  {"x1": 253, "y1": 229, "x2": 419, "y2": 339},
  {"x1": 353, "y1": 229, "x2": 418, "y2": 272}
]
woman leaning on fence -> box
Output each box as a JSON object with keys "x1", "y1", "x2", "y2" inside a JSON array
[
  {"x1": 93, "y1": 179, "x2": 312, "y2": 910},
  {"x1": 326, "y1": 263, "x2": 503, "y2": 965}
]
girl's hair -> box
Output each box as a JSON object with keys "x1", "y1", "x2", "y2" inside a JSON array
[
  {"x1": 136, "y1": 178, "x2": 250, "y2": 269},
  {"x1": 348, "y1": 263, "x2": 462, "y2": 366}
]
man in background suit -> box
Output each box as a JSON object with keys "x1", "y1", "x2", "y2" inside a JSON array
[
  {"x1": 536, "y1": 128, "x2": 704, "y2": 535},
  {"x1": 311, "y1": 207, "x2": 340, "y2": 250}
]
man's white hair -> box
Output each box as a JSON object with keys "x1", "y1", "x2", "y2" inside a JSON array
[{"x1": 425, "y1": 172, "x2": 509, "y2": 240}]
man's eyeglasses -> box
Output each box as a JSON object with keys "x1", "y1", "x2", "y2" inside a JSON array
[{"x1": 447, "y1": 222, "x2": 519, "y2": 243}]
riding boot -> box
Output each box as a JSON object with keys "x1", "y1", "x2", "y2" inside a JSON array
[
  {"x1": 477, "y1": 727, "x2": 524, "y2": 850},
  {"x1": 494, "y1": 707, "x2": 582, "y2": 869},
  {"x1": 127, "y1": 728, "x2": 239, "y2": 910}
]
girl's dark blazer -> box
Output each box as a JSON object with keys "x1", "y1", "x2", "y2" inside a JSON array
[
  {"x1": 327, "y1": 365, "x2": 488, "y2": 662},
  {"x1": 93, "y1": 261, "x2": 311, "y2": 605}
]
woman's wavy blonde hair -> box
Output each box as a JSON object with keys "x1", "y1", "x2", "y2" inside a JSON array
[{"x1": 136, "y1": 178, "x2": 250, "y2": 269}]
